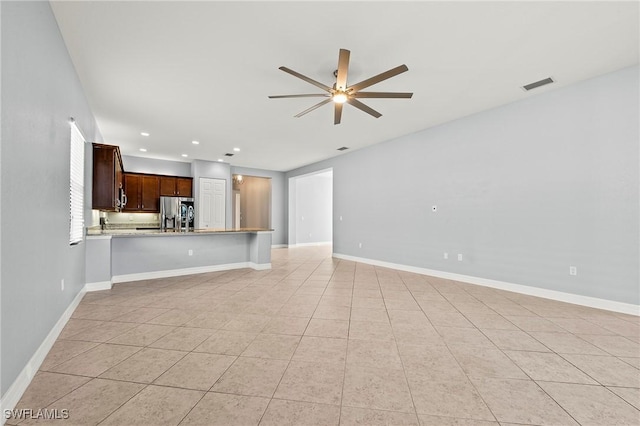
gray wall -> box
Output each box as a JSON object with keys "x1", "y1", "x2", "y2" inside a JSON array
[
  {"x1": 293, "y1": 170, "x2": 333, "y2": 245},
  {"x1": 111, "y1": 234, "x2": 251, "y2": 275},
  {"x1": 287, "y1": 66, "x2": 639, "y2": 305},
  {"x1": 1, "y1": 1, "x2": 102, "y2": 395},
  {"x1": 232, "y1": 166, "x2": 287, "y2": 245},
  {"x1": 122, "y1": 155, "x2": 191, "y2": 177}
]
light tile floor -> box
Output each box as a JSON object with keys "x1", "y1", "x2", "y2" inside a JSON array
[{"x1": 8, "y1": 246, "x2": 640, "y2": 425}]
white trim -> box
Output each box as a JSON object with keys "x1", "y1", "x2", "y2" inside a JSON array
[
  {"x1": 289, "y1": 241, "x2": 332, "y2": 248},
  {"x1": 111, "y1": 261, "x2": 269, "y2": 283},
  {"x1": 271, "y1": 244, "x2": 288, "y2": 248},
  {"x1": 85, "y1": 281, "x2": 112, "y2": 292},
  {"x1": 289, "y1": 167, "x2": 334, "y2": 180},
  {"x1": 249, "y1": 262, "x2": 272, "y2": 270},
  {"x1": 332, "y1": 253, "x2": 640, "y2": 316},
  {"x1": 0, "y1": 287, "x2": 86, "y2": 420}
]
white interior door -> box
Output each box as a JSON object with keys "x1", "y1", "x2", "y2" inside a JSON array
[{"x1": 199, "y1": 178, "x2": 226, "y2": 228}]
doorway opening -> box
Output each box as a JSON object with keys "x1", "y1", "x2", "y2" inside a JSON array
[
  {"x1": 232, "y1": 175, "x2": 272, "y2": 230},
  {"x1": 288, "y1": 169, "x2": 333, "y2": 247}
]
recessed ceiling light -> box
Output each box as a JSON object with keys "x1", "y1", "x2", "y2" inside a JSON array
[
  {"x1": 217, "y1": 159, "x2": 224, "y2": 162},
  {"x1": 181, "y1": 154, "x2": 188, "y2": 157},
  {"x1": 140, "y1": 132, "x2": 150, "y2": 136},
  {"x1": 139, "y1": 148, "x2": 147, "y2": 152},
  {"x1": 233, "y1": 147, "x2": 240, "y2": 152},
  {"x1": 192, "y1": 140, "x2": 199, "y2": 145}
]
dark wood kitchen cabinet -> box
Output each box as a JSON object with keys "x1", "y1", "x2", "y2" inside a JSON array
[
  {"x1": 159, "y1": 176, "x2": 192, "y2": 197},
  {"x1": 92, "y1": 144, "x2": 124, "y2": 211},
  {"x1": 123, "y1": 173, "x2": 160, "y2": 212},
  {"x1": 176, "y1": 177, "x2": 193, "y2": 197}
]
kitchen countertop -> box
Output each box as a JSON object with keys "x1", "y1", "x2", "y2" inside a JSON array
[{"x1": 86, "y1": 227, "x2": 273, "y2": 237}]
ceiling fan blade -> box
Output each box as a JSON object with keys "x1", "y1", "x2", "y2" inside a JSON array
[
  {"x1": 352, "y1": 92, "x2": 413, "y2": 99},
  {"x1": 269, "y1": 94, "x2": 330, "y2": 99},
  {"x1": 294, "y1": 98, "x2": 333, "y2": 118},
  {"x1": 346, "y1": 98, "x2": 382, "y2": 118},
  {"x1": 279, "y1": 66, "x2": 332, "y2": 92},
  {"x1": 336, "y1": 49, "x2": 350, "y2": 91},
  {"x1": 334, "y1": 102, "x2": 343, "y2": 125},
  {"x1": 347, "y1": 64, "x2": 409, "y2": 93}
]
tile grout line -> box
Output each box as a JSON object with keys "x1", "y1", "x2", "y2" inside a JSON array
[
  {"x1": 379, "y1": 266, "x2": 422, "y2": 423},
  {"x1": 255, "y1": 255, "x2": 335, "y2": 425}
]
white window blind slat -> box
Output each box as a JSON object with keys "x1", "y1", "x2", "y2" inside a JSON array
[{"x1": 69, "y1": 121, "x2": 85, "y2": 245}]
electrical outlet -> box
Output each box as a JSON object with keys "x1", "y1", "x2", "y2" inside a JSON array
[
  {"x1": 444, "y1": 252, "x2": 448, "y2": 260},
  {"x1": 358, "y1": 242, "x2": 362, "y2": 248},
  {"x1": 129, "y1": 215, "x2": 133, "y2": 221},
  {"x1": 569, "y1": 266, "x2": 577, "y2": 276},
  {"x1": 188, "y1": 249, "x2": 193, "y2": 256},
  {"x1": 457, "y1": 254, "x2": 463, "y2": 261},
  {"x1": 339, "y1": 216, "x2": 343, "y2": 221},
  {"x1": 61, "y1": 279, "x2": 65, "y2": 291}
]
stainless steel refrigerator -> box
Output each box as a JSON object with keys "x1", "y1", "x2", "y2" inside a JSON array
[{"x1": 160, "y1": 197, "x2": 195, "y2": 231}]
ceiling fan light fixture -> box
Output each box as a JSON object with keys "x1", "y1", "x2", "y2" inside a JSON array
[
  {"x1": 269, "y1": 49, "x2": 412, "y2": 124},
  {"x1": 332, "y1": 92, "x2": 348, "y2": 104}
]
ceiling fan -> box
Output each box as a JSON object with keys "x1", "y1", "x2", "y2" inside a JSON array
[{"x1": 269, "y1": 49, "x2": 413, "y2": 125}]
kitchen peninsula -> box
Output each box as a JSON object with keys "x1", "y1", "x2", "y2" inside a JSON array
[{"x1": 85, "y1": 228, "x2": 273, "y2": 290}]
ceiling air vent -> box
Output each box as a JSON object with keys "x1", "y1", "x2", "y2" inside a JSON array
[
  {"x1": 521, "y1": 77, "x2": 555, "y2": 91},
  {"x1": 337, "y1": 147, "x2": 349, "y2": 151},
  {"x1": 224, "y1": 153, "x2": 234, "y2": 157}
]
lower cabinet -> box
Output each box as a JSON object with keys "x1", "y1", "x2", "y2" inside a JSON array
[{"x1": 124, "y1": 173, "x2": 160, "y2": 212}]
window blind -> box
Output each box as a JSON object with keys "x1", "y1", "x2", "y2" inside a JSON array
[{"x1": 69, "y1": 121, "x2": 85, "y2": 245}]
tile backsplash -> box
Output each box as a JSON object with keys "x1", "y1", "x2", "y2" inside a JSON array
[
  {"x1": 106, "y1": 212, "x2": 160, "y2": 224},
  {"x1": 89, "y1": 210, "x2": 160, "y2": 229}
]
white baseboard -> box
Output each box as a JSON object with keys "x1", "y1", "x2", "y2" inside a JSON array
[
  {"x1": 0, "y1": 287, "x2": 86, "y2": 422},
  {"x1": 111, "y1": 261, "x2": 270, "y2": 283},
  {"x1": 289, "y1": 241, "x2": 332, "y2": 248},
  {"x1": 333, "y1": 253, "x2": 639, "y2": 316},
  {"x1": 249, "y1": 262, "x2": 272, "y2": 271},
  {"x1": 85, "y1": 280, "x2": 112, "y2": 292},
  {"x1": 271, "y1": 244, "x2": 288, "y2": 249}
]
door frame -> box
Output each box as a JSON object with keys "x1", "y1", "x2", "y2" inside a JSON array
[{"x1": 287, "y1": 168, "x2": 333, "y2": 247}]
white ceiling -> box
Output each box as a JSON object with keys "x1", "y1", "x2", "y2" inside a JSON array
[{"x1": 51, "y1": 1, "x2": 639, "y2": 172}]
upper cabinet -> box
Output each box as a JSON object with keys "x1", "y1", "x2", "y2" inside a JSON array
[
  {"x1": 160, "y1": 176, "x2": 193, "y2": 197},
  {"x1": 123, "y1": 173, "x2": 160, "y2": 212},
  {"x1": 92, "y1": 144, "x2": 124, "y2": 211},
  {"x1": 176, "y1": 177, "x2": 193, "y2": 197},
  {"x1": 159, "y1": 176, "x2": 176, "y2": 196},
  {"x1": 92, "y1": 143, "x2": 193, "y2": 212}
]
